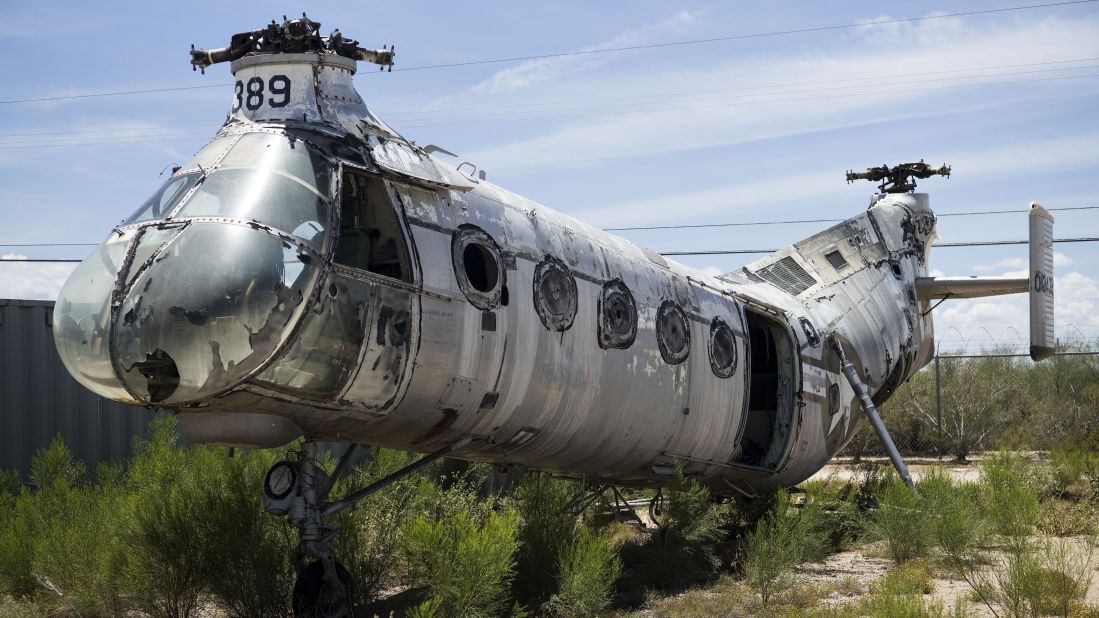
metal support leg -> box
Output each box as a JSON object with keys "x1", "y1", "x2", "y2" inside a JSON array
[{"x1": 830, "y1": 338, "x2": 916, "y2": 491}]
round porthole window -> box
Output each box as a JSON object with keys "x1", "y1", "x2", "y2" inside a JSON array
[
  {"x1": 598, "y1": 279, "x2": 637, "y2": 349},
  {"x1": 709, "y1": 317, "x2": 738, "y2": 378},
  {"x1": 533, "y1": 255, "x2": 577, "y2": 332},
  {"x1": 656, "y1": 300, "x2": 690, "y2": 365},
  {"x1": 452, "y1": 225, "x2": 505, "y2": 309}
]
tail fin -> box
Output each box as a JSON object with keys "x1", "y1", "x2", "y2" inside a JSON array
[{"x1": 1029, "y1": 202, "x2": 1055, "y2": 361}]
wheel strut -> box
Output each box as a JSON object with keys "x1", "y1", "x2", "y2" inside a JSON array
[{"x1": 263, "y1": 437, "x2": 473, "y2": 617}]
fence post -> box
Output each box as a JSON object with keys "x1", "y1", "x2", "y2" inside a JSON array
[{"x1": 934, "y1": 353, "x2": 943, "y2": 439}]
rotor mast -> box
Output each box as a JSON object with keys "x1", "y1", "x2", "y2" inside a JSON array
[{"x1": 189, "y1": 14, "x2": 395, "y2": 73}]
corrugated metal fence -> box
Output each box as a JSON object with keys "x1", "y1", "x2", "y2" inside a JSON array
[{"x1": 0, "y1": 299, "x2": 160, "y2": 479}]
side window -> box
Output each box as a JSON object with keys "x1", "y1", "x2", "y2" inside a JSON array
[
  {"x1": 598, "y1": 279, "x2": 637, "y2": 349},
  {"x1": 656, "y1": 300, "x2": 690, "y2": 365},
  {"x1": 334, "y1": 172, "x2": 412, "y2": 282}
]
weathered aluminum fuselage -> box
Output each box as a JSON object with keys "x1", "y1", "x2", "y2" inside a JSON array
[{"x1": 53, "y1": 52, "x2": 937, "y2": 495}]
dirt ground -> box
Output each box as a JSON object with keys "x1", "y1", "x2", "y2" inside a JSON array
[
  {"x1": 801, "y1": 536, "x2": 1099, "y2": 616},
  {"x1": 808, "y1": 455, "x2": 1007, "y2": 485}
]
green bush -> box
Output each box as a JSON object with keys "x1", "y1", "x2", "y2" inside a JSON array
[
  {"x1": 510, "y1": 472, "x2": 578, "y2": 606},
  {"x1": 646, "y1": 466, "x2": 727, "y2": 588},
  {"x1": 330, "y1": 448, "x2": 438, "y2": 607},
  {"x1": 919, "y1": 471, "x2": 986, "y2": 569},
  {"x1": 0, "y1": 594, "x2": 43, "y2": 618},
  {"x1": 743, "y1": 492, "x2": 805, "y2": 607},
  {"x1": 980, "y1": 452, "x2": 1039, "y2": 544},
  {"x1": 403, "y1": 508, "x2": 520, "y2": 617},
  {"x1": 30, "y1": 481, "x2": 130, "y2": 615},
  {"x1": 0, "y1": 471, "x2": 19, "y2": 497},
  {"x1": 193, "y1": 447, "x2": 295, "y2": 618},
  {"x1": 125, "y1": 420, "x2": 211, "y2": 618},
  {"x1": 542, "y1": 525, "x2": 621, "y2": 617},
  {"x1": 869, "y1": 478, "x2": 927, "y2": 564}
]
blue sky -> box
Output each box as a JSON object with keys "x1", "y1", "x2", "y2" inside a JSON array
[{"x1": 2, "y1": 1, "x2": 1097, "y2": 353}]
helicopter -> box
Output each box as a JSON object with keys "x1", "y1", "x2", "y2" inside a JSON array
[{"x1": 50, "y1": 16, "x2": 1055, "y2": 615}]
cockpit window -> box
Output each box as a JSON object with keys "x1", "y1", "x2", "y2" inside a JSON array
[
  {"x1": 175, "y1": 133, "x2": 332, "y2": 251},
  {"x1": 123, "y1": 173, "x2": 201, "y2": 225}
]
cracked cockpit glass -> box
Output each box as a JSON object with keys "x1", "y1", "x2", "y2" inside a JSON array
[
  {"x1": 112, "y1": 223, "x2": 320, "y2": 405},
  {"x1": 176, "y1": 133, "x2": 331, "y2": 250}
]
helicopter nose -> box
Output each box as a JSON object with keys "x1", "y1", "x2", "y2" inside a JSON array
[
  {"x1": 112, "y1": 223, "x2": 319, "y2": 405},
  {"x1": 54, "y1": 223, "x2": 320, "y2": 406}
]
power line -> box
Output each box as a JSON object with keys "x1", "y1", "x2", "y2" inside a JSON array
[
  {"x1": 658, "y1": 236, "x2": 1099, "y2": 256},
  {"x1": 391, "y1": 72, "x2": 1099, "y2": 130},
  {"x1": 383, "y1": 59, "x2": 1099, "y2": 119},
  {"x1": 392, "y1": 1, "x2": 1099, "y2": 72},
  {"x1": 6, "y1": 70, "x2": 1097, "y2": 151},
  {"x1": 3, "y1": 0, "x2": 1095, "y2": 104},
  {"x1": 6, "y1": 207, "x2": 1097, "y2": 250},
  {"x1": 0, "y1": 83, "x2": 226, "y2": 105},
  {"x1": 605, "y1": 206, "x2": 1099, "y2": 232},
  {"x1": 6, "y1": 236, "x2": 1098, "y2": 263}
]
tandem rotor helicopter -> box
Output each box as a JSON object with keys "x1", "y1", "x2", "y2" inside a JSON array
[{"x1": 52, "y1": 16, "x2": 1056, "y2": 614}]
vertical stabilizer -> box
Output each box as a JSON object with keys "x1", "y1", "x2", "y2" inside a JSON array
[{"x1": 1029, "y1": 202, "x2": 1055, "y2": 361}]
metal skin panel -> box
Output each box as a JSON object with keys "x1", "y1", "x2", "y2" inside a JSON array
[{"x1": 53, "y1": 50, "x2": 953, "y2": 496}]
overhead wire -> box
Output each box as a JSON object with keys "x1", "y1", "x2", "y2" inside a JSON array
[
  {"x1": 8, "y1": 204, "x2": 1099, "y2": 247},
  {"x1": 2, "y1": 0, "x2": 1095, "y2": 104},
  {"x1": 391, "y1": 0, "x2": 1099, "y2": 72},
  {"x1": 604, "y1": 206, "x2": 1099, "y2": 231},
  {"x1": 5, "y1": 237, "x2": 1099, "y2": 262},
  {"x1": 658, "y1": 237, "x2": 1099, "y2": 256},
  {"x1": 381, "y1": 60, "x2": 1099, "y2": 119},
  {"x1": 4, "y1": 67, "x2": 1098, "y2": 150}
]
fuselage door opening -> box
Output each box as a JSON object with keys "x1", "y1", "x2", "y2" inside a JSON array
[{"x1": 732, "y1": 309, "x2": 797, "y2": 471}]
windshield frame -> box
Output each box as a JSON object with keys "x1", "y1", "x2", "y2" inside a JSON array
[{"x1": 115, "y1": 130, "x2": 336, "y2": 258}]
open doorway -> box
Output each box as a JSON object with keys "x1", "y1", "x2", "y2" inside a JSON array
[
  {"x1": 733, "y1": 310, "x2": 797, "y2": 470},
  {"x1": 334, "y1": 171, "x2": 412, "y2": 282}
]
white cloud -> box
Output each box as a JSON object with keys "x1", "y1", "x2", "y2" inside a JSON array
[
  {"x1": 973, "y1": 252, "x2": 1072, "y2": 273},
  {"x1": 698, "y1": 265, "x2": 724, "y2": 278},
  {"x1": 451, "y1": 14, "x2": 1099, "y2": 174},
  {"x1": 935, "y1": 270, "x2": 1099, "y2": 351},
  {"x1": 0, "y1": 255, "x2": 76, "y2": 300},
  {"x1": 469, "y1": 10, "x2": 700, "y2": 95}
]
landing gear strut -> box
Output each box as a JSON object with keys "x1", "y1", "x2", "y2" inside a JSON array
[{"x1": 263, "y1": 437, "x2": 473, "y2": 617}]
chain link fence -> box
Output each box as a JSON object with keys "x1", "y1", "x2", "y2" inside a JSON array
[{"x1": 840, "y1": 340, "x2": 1099, "y2": 462}]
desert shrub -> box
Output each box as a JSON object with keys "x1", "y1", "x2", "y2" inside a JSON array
[
  {"x1": 28, "y1": 435, "x2": 86, "y2": 490},
  {"x1": 919, "y1": 471, "x2": 986, "y2": 567},
  {"x1": 744, "y1": 493, "x2": 803, "y2": 607},
  {"x1": 192, "y1": 447, "x2": 295, "y2": 618},
  {"x1": 1048, "y1": 449, "x2": 1098, "y2": 500},
  {"x1": 510, "y1": 473, "x2": 578, "y2": 605},
  {"x1": 542, "y1": 525, "x2": 621, "y2": 617},
  {"x1": 0, "y1": 437, "x2": 119, "y2": 605},
  {"x1": 0, "y1": 594, "x2": 43, "y2": 618},
  {"x1": 869, "y1": 478, "x2": 927, "y2": 564},
  {"x1": 980, "y1": 452, "x2": 1039, "y2": 544},
  {"x1": 798, "y1": 483, "x2": 847, "y2": 560},
  {"x1": 328, "y1": 448, "x2": 443, "y2": 607},
  {"x1": 30, "y1": 480, "x2": 130, "y2": 615},
  {"x1": 0, "y1": 471, "x2": 19, "y2": 496},
  {"x1": 851, "y1": 463, "x2": 894, "y2": 509},
  {"x1": 1037, "y1": 498, "x2": 1097, "y2": 537},
  {"x1": 403, "y1": 508, "x2": 520, "y2": 617},
  {"x1": 125, "y1": 418, "x2": 211, "y2": 618},
  {"x1": 858, "y1": 590, "x2": 954, "y2": 618},
  {"x1": 645, "y1": 467, "x2": 727, "y2": 588},
  {"x1": 959, "y1": 537, "x2": 1093, "y2": 618},
  {"x1": 743, "y1": 489, "x2": 830, "y2": 607},
  {"x1": 874, "y1": 560, "x2": 935, "y2": 595},
  {"x1": 0, "y1": 489, "x2": 40, "y2": 598}
]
